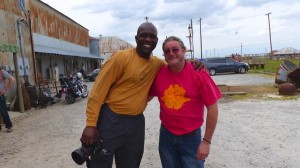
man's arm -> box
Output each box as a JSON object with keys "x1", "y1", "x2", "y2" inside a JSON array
[
  {"x1": 197, "y1": 102, "x2": 218, "y2": 160},
  {"x1": 0, "y1": 73, "x2": 15, "y2": 96},
  {"x1": 6, "y1": 75, "x2": 15, "y2": 89},
  {"x1": 190, "y1": 59, "x2": 205, "y2": 71},
  {"x1": 81, "y1": 54, "x2": 123, "y2": 146}
]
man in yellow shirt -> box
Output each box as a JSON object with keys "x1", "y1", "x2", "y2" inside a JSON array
[{"x1": 80, "y1": 22, "x2": 165, "y2": 168}]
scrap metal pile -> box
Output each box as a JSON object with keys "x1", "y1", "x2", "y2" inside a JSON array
[{"x1": 275, "y1": 60, "x2": 300, "y2": 95}]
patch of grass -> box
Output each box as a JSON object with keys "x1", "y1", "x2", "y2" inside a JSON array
[
  {"x1": 249, "y1": 59, "x2": 300, "y2": 74},
  {"x1": 219, "y1": 85, "x2": 300, "y2": 101}
]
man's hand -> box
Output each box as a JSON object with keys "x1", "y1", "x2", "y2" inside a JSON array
[
  {"x1": 197, "y1": 140, "x2": 210, "y2": 160},
  {"x1": 0, "y1": 88, "x2": 7, "y2": 96},
  {"x1": 190, "y1": 59, "x2": 206, "y2": 71},
  {"x1": 80, "y1": 126, "x2": 99, "y2": 145}
]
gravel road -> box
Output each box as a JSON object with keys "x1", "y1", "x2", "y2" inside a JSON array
[
  {"x1": 0, "y1": 73, "x2": 299, "y2": 168},
  {"x1": 211, "y1": 73, "x2": 275, "y2": 86}
]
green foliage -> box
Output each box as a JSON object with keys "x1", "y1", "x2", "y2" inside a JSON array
[{"x1": 249, "y1": 59, "x2": 300, "y2": 73}]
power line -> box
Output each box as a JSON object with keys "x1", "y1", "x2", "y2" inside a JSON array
[{"x1": 207, "y1": 13, "x2": 265, "y2": 21}]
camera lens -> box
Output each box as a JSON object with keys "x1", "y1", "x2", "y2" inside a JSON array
[
  {"x1": 71, "y1": 146, "x2": 94, "y2": 165},
  {"x1": 71, "y1": 148, "x2": 86, "y2": 165}
]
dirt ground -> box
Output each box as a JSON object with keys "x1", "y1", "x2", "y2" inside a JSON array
[{"x1": 0, "y1": 73, "x2": 299, "y2": 168}]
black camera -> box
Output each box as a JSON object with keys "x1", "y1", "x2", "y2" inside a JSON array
[{"x1": 71, "y1": 139, "x2": 101, "y2": 165}]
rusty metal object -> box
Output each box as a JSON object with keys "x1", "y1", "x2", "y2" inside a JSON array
[
  {"x1": 287, "y1": 68, "x2": 300, "y2": 88},
  {"x1": 275, "y1": 60, "x2": 298, "y2": 84},
  {"x1": 275, "y1": 60, "x2": 300, "y2": 89},
  {"x1": 278, "y1": 83, "x2": 297, "y2": 95}
]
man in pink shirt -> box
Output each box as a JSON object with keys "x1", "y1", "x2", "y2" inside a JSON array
[{"x1": 149, "y1": 36, "x2": 222, "y2": 168}]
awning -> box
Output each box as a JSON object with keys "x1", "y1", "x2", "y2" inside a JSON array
[
  {"x1": 0, "y1": 43, "x2": 19, "y2": 52},
  {"x1": 34, "y1": 44, "x2": 101, "y2": 59}
]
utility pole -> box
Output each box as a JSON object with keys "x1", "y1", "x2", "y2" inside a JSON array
[
  {"x1": 241, "y1": 42, "x2": 243, "y2": 56},
  {"x1": 187, "y1": 23, "x2": 193, "y2": 59},
  {"x1": 190, "y1": 19, "x2": 194, "y2": 59},
  {"x1": 13, "y1": 52, "x2": 24, "y2": 113},
  {"x1": 198, "y1": 18, "x2": 203, "y2": 60},
  {"x1": 266, "y1": 12, "x2": 273, "y2": 60},
  {"x1": 214, "y1": 48, "x2": 215, "y2": 57}
]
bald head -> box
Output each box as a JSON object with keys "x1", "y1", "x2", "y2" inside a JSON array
[
  {"x1": 137, "y1": 22, "x2": 157, "y2": 35},
  {"x1": 135, "y1": 22, "x2": 158, "y2": 59}
]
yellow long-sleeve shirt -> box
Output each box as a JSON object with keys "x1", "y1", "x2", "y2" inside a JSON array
[{"x1": 86, "y1": 48, "x2": 165, "y2": 126}]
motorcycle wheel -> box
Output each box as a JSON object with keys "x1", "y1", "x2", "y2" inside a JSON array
[
  {"x1": 65, "y1": 94, "x2": 75, "y2": 104},
  {"x1": 81, "y1": 85, "x2": 89, "y2": 98},
  {"x1": 52, "y1": 95, "x2": 61, "y2": 104}
]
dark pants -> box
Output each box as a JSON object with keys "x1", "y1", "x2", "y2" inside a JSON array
[
  {"x1": 159, "y1": 125, "x2": 204, "y2": 168},
  {"x1": 0, "y1": 96, "x2": 13, "y2": 128},
  {"x1": 90, "y1": 104, "x2": 145, "y2": 168}
]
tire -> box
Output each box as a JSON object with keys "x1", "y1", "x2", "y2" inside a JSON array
[
  {"x1": 209, "y1": 68, "x2": 216, "y2": 76},
  {"x1": 238, "y1": 67, "x2": 246, "y2": 74},
  {"x1": 37, "y1": 94, "x2": 49, "y2": 108},
  {"x1": 52, "y1": 95, "x2": 61, "y2": 104},
  {"x1": 81, "y1": 85, "x2": 89, "y2": 98},
  {"x1": 88, "y1": 76, "x2": 95, "y2": 81},
  {"x1": 90, "y1": 76, "x2": 96, "y2": 81},
  {"x1": 65, "y1": 94, "x2": 75, "y2": 104}
]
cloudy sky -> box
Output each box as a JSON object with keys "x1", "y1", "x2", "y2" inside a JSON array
[{"x1": 41, "y1": 0, "x2": 300, "y2": 59}]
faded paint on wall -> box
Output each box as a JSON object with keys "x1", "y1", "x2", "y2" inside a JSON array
[
  {"x1": 28, "y1": 0, "x2": 89, "y2": 47},
  {"x1": 0, "y1": 0, "x2": 35, "y2": 84}
]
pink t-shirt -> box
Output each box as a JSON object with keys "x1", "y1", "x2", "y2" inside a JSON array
[{"x1": 149, "y1": 62, "x2": 222, "y2": 135}]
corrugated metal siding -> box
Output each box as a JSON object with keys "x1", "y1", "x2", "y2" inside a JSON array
[
  {"x1": 29, "y1": 0, "x2": 89, "y2": 47},
  {"x1": 0, "y1": 0, "x2": 35, "y2": 84},
  {"x1": 0, "y1": 10, "x2": 8, "y2": 44},
  {"x1": 5, "y1": 11, "x2": 17, "y2": 44},
  {"x1": 99, "y1": 36, "x2": 134, "y2": 62},
  {"x1": 0, "y1": 0, "x2": 22, "y2": 15},
  {"x1": 0, "y1": 0, "x2": 23, "y2": 44},
  {"x1": 100, "y1": 36, "x2": 134, "y2": 53},
  {"x1": 89, "y1": 38, "x2": 100, "y2": 56}
]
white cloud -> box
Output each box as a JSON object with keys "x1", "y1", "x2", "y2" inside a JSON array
[{"x1": 41, "y1": 0, "x2": 300, "y2": 58}]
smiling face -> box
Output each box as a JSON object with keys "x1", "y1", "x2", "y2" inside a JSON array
[
  {"x1": 135, "y1": 22, "x2": 158, "y2": 59},
  {"x1": 162, "y1": 37, "x2": 186, "y2": 72}
]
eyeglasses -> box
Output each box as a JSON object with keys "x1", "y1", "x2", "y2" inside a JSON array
[{"x1": 163, "y1": 48, "x2": 180, "y2": 55}]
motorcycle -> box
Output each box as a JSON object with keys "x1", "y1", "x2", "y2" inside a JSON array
[{"x1": 54, "y1": 72, "x2": 89, "y2": 104}]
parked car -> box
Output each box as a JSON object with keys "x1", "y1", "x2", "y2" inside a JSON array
[
  {"x1": 85, "y1": 68, "x2": 100, "y2": 81},
  {"x1": 204, "y1": 58, "x2": 250, "y2": 76}
]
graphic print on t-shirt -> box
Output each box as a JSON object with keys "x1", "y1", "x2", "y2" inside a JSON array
[{"x1": 161, "y1": 84, "x2": 191, "y2": 110}]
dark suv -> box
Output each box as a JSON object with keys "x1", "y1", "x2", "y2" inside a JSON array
[{"x1": 204, "y1": 58, "x2": 249, "y2": 76}]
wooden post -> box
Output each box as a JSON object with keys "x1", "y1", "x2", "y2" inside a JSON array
[{"x1": 13, "y1": 52, "x2": 24, "y2": 113}]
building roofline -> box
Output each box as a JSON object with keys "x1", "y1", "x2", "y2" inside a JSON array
[{"x1": 38, "y1": 0, "x2": 89, "y2": 31}]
